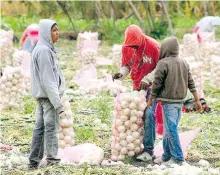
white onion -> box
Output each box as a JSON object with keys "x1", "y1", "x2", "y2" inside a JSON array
[
  {"x1": 120, "y1": 115, "x2": 128, "y2": 122},
  {"x1": 130, "y1": 116, "x2": 138, "y2": 123},
  {"x1": 128, "y1": 151, "x2": 135, "y2": 157},
  {"x1": 59, "y1": 132, "x2": 64, "y2": 140},
  {"x1": 134, "y1": 146, "x2": 141, "y2": 153},
  {"x1": 123, "y1": 108, "x2": 130, "y2": 116},
  {"x1": 127, "y1": 143, "x2": 135, "y2": 151},
  {"x1": 130, "y1": 124, "x2": 138, "y2": 131},
  {"x1": 120, "y1": 147, "x2": 128, "y2": 155},
  {"x1": 134, "y1": 97, "x2": 141, "y2": 104},
  {"x1": 118, "y1": 125, "x2": 126, "y2": 133},
  {"x1": 120, "y1": 140, "x2": 127, "y2": 147},
  {"x1": 134, "y1": 139, "x2": 141, "y2": 145},
  {"x1": 115, "y1": 143, "x2": 121, "y2": 151},
  {"x1": 130, "y1": 110, "x2": 137, "y2": 116},
  {"x1": 137, "y1": 111, "x2": 144, "y2": 117},
  {"x1": 139, "y1": 104, "x2": 146, "y2": 111},
  {"x1": 64, "y1": 136, "x2": 72, "y2": 144},
  {"x1": 124, "y1": 120, "x2": 131, "y2": 128},
  {"x1": 119, "y1": 133, "x2": 127, "y2": 140},
  {"x1": 129, "y1": 102, "x2": 136, "y2": 110},
  {"x1": 132, "y1": 132, "x2": 140, "y2": 139},
  {"x1": 126, "y1": 135, "x2": 134, "y2": 143},
  {"x1": 121, "y1": 101, "x2": 128, "y2": 108},
  {"x1": 59, "y1": 140, "x2": 66, "y2": 148},
  {"x1": 116, "y1": 119, "x2": 123, "y2": 126}
]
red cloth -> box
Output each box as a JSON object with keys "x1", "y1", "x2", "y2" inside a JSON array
[
  {"x1": 155, "y1": 102, "x2": 163, "y2": 135},
  {"x1": 121, "y1": 25, "x2": 160, "y2": 90},
  {"x1": 193, "y1": 25, "x2": 201, "y2": 43},
  {"x1": 20, "y1": 24, "x2": 39, "y2": 48}
]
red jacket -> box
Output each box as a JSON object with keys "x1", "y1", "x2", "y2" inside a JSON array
[{"x1": 121, "y1": 25, "x2": 160, "y2": 90}]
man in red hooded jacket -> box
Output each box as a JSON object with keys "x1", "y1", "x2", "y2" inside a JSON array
[
  {"x1": 113, "y1": 24, "x2": 160, "y2": 161},
  {"x1": 113, "y1": 24, "x2": 160, "y2": 90}
]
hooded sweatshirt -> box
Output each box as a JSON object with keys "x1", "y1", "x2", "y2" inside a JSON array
[
  {"x1": 31, "y1": 19, "x2": 65, "y2": 114},
  {"x1": 120, "y1": 25, "x2": 160, "y2": 90},
  {"x1": 151, "y1": 36, "x2": 196, "y2": 103}
]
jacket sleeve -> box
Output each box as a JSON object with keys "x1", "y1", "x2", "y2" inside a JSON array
[
  {"x1": 38, "y1": 49, "x2": 64, "y2": 114},
  {"x1": 188, "y1": 66, "x2": 197, "y2": 93},
  {"x1": 151, "y1": 61, "x2": 167, "y2": 98},
  {"x1": 19, "y1": 29, "x2": 28, "y2": 48}
]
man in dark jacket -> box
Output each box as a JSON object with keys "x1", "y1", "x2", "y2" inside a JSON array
[
  {"x1": 28, "y1": 19, "x2": 65, "y2": 169},
  {"x1": 145, "y1": 36, "x2": 202, "y2": 164}
]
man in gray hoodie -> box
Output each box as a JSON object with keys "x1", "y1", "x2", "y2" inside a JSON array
[
  {"x1": 28, "y1": 19, "x2": 65, "y2": 169},
  {"x1": 146, "y1": 36, "x2": 202, "y2": 164}
]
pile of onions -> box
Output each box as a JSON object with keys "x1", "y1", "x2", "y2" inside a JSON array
[
  {"x1": 183, "y1": 33, "x2": 199, "y2": 59},
  {"x1": 111, "y1": 90, "x2": 147, "y2": 161},
  {"x1": 59, "y1": 94, "x2": 75, "y2": 148},
  {"x1": 13, "y1": 50, "x2": 31, "y2": 67},
  {"x1": 189, "y1": 62, "x2": 204, "y2": 98},
  {"x1": 210, "y1": 55, "x2": 220, "y2": 89},
  {"x1": 0, "y1": 67, "x2": 25, "y2": 110},
  {"x1": 0, "y1": 30, "x2": 14, "y2": 65}
]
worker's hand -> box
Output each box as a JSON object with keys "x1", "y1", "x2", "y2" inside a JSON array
[
  {"x1": 112, "y1": 73, "x2": 123, "y2": 80},
  {"x1": 140, "y1": 81, "x2": 152, "y2": 90},
  {"x1": 146, "y1": 96, "x2": 153, "y2": 109},
  {"x1": 195, "y1": 100, "x2": 202, "y2": 112}
]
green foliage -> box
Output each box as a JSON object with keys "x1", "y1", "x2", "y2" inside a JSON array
[
  {"x1": 150, "y1": 17, "x2": 169, "y2": 40},
  {"x1": 23, "y1": 95, "x2": 36, "y2": 114}
]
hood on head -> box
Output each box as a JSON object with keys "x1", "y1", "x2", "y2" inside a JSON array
[
  {"x1": 124, "y1": 24, "x2": 144, "y2": 47},
  {"x1": 212, "y1": 16, "x2": 220, "y2": 26},
  {"x1": 39, "y1": 19, "x2": 58, "y2": 49},
  {"x1": 159, "y1": 36, "x2": 179, "y2": 60}
]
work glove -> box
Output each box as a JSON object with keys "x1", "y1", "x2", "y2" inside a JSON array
[{"x1": 112, "y1": 73, "x2": 123, "y2": 80}]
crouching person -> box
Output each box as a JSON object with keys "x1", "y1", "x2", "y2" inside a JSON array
[
  {"x1": 145, "y1": 36, "x2": 202, "y2": 164},
  {"x1": 28, "y1": 19, "x2": 65, "y2": 169}
]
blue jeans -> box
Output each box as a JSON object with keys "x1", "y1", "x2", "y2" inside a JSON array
[
  {"x1": 143, "y1": 99, "x2": 157, "y2": 156},
  {"x1": 162, "y1": 103, "x2": 184, "y2": 162},
  {"x1": 29, "y1": 98, "x2": 60, "y2": 167}
]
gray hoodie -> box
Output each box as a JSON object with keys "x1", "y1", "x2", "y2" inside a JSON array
[
  {"x1": 31, "y1": 19, "x2": 65, "y2": 114},
  {"x1": 151, "y1": 36, "x2": 196, "y2": 103}
]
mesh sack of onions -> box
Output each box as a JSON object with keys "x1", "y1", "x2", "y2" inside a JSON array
[
  {"x1": 76, "y1": 31, "x2": 98, "y2": 56},
  {"x1": 0, "y1": 30, "x2": 14, "y2": 65},
  {"x1": 0, "y1": 66, "x2": 25, "y2": 110},
  {"x1": 200, "y1": 31, "x2": 215, "y2": 43},
  {"x1": 13, "y1": 50, "x2": 31, "y2": 67},
  {"x1": 199, "y1": 42, "x2": 220, "y2": 66},
  {"x1": 112, "y1": 45, "x2": 122, "y2": 68},
  {"x1": 111, "y1": 90, "x2": 146, "y2": 161},
  {"x1": 210, "y1": 55, "x2": 220, "y2": 89},
  {"x1": 189, "y1": 62, "x2": 204, "y2": 98},
  {"x1": 81, "y1": 49, "x2": 97, "y2": 66},
  {"x1": 24, "y1": 74, "x2": 31, "y2": 93},
  {"x1": 59, "y1": 94, "x2": 75, "y2": 148},
  {"x1": 183, "y1": 33, "x2": 199, "y2": 60}
]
